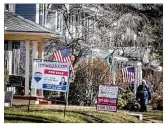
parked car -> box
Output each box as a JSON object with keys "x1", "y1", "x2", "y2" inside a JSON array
[
  {"x1": 6, "y1": 75, "x2": 25, "y2": 87},
  {"x1": 6, "y1": 75, "x2": 31, "y2": 95}
]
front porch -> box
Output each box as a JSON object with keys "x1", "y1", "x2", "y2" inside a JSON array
[{"x1": 4, "y1": 12, "x2": 56, "y2": 97}]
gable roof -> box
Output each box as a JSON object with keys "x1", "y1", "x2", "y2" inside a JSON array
[{"x1": 4, "y1": 11, "x2": 55, "y2": 34}]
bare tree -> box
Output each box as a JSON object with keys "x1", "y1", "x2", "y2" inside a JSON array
[
  {"x1": 44, "y1": 4, "x2": 162, "y2": 68},
  {"x1": 40, "y1": 4, "x2": 163, "y2": 105}
]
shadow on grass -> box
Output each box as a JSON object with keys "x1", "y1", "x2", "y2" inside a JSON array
[
  {"x1": 12, "y1": 105, "x2": 28, "y2": 108},
  {"x1": 143, "y1": 113, "x2": 163, "y2": 121},
  {"x1": 143, "y1": 115, "x2": 163, "y2": 121},
  {"x1": 4, "y1": 113, "x2": 63, "y2": 123},
  {"x1": 5, "y1": 105, "x2": 27, "y2": 109},
  {"x1": 31, "y1": 109, "x2": 139, "y2": 123},
  {"x1": 32, "y1": 109, "x2": 105, "y2": 123},
  {"x1": 5, "y1": 108, "x2": 146, "y2": 123}
]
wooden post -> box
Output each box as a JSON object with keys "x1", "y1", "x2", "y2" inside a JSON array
[
  {"x1": 25, "y1": 40, "x2": 30, "y2": 96},
  {"x1": 64, "y1": 92, "x2": 67, "y2": 118},
  {"x1": 27, "y1": 90, "x2": 31, "y2": 112}
]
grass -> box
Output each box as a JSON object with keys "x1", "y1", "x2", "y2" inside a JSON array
[
  {"x1": 140, "y1": 110, "x2": 163, "y2": 123},
  {"x1": 4, "y1": 105, "x2": 163, "y2": 123}
]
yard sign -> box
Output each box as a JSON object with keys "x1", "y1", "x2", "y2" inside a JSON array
[
  {"x1": 97, "y1": 85, "x2": 119, "y2": 112},
  {"x1": 31, "y1": 61, "x2": 70, "y2": 92}
]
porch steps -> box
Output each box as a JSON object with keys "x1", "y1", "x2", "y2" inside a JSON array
[{"x1": 38, "y1": 99, "x2": 52, "y2": 105}]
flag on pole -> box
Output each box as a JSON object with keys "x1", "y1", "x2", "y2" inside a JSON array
[
  {"x1": 105, "y1": 55, "x2": 112, "y2": 72},
  {"x1": 105, "y1": 56, "x2": 110, "y2": 65},
  {"x1": 121, "y1": 67, "x2": 135, "y2": 82},
  {"x1": 53, "y1": 48, "x2": 74, "y2": 71}
]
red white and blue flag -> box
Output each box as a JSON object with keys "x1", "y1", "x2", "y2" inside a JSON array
[
  {"x1": 53, "y1": 48, "x2": 73, "y2": 71},
  {"x1": 121, "y1": 67, "x2": 135, "y2": 82}
]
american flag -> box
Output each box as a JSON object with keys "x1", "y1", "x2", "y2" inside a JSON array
[
  {"x1": 53, "y1": 48, "x2": 73, "y2": 71},
  {"x1": 121, "y1": 67, "x2": 135, "y2": 82}
]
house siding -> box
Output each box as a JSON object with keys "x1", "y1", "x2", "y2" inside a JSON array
[{"x1": 15, "y1": 4, "x2": 36, "y2": 22}]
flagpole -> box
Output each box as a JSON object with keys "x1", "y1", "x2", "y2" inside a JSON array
[
  {"x1": 112, "y1": 58, "x2": 116, "y2": 85},
  {"x1": 66, "y1": 66, "x2": 71, "y2": 106}
]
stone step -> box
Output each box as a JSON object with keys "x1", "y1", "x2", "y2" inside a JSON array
[{"x1": 127, "y1": 113, "x2": 143, "y2": 120}]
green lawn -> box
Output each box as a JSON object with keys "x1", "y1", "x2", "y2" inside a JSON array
[{"x1": 4, "y1": 105, "x2": 163, "y2": 123}]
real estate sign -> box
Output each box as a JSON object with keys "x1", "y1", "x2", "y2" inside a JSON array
[
  {"x1": 97, "y1": 85, "x2": 119, "y2": 112},
  {"x1": 31, "y1": 61, "x2": 70, "y2": 92}
]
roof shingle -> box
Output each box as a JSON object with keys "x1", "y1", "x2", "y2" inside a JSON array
[{"x1": 4, "y1": 11, "x2": 55, "y2": 34}]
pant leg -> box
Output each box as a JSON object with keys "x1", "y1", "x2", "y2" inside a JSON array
[
  {"x1": 139, "y1": 99, "x2": 148, "y2": 112},
  {"x1": 139, "y1": 101, "x2": 144, "y2": 112},
  {"x1": 143, "y1": 99, "x2": 148, "y2": 112}
]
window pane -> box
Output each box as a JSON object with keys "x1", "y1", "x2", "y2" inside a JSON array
[{"x1": 5, "y1": 4, "x2": 9, "y2": 11}]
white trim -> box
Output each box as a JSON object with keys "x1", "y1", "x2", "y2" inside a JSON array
[
  {"x1": 36, "y1": 4, "x2": 39, "y2": 24},
  {"x1": 13, "y1": 4, "x2": 16, "y2": 13},
  {"x1": 5, "y1": 32, "x2": 56, "y2": 38},
  {"x1": 9, "y1": 4, "x2": 15, "y2": 13}
]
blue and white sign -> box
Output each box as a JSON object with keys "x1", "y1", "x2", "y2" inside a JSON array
[{"x1": 31, "y1": 62, "x2": 70, "y2": 92}]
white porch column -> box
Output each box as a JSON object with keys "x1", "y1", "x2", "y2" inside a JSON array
[
  {"x1": 38, "y1": 40, "x2": 44, "y2": 97},
  {"x1": 7, "y1": 41, "x2": 13, "y2": 75},
  {"x1": 25, "y1": 40, "x2": 30, "y2": 96},
  {"x1": 31, "y1": 41, "x2": 38, "y2": 96},
  {"x1": 137, "y1": 62, "x2": 142, "y2": 86},
  {"x1": 134, "y1": 64, "x2": 138, "y2": 95},
  {"x1": 38, "y1": 40, "x2": 44, "y2": 60}
]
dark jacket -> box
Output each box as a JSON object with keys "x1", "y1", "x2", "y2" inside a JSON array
[
  {"x1": 59, "y1": 82, "x2": 67, "y2": 85},
  {"x1": 136, "y1": 84, "x2": 152, "y2": 100}
]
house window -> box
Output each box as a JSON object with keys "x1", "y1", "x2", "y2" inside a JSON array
[{"x1": 4, "y1": 4, "x2": 9, "y2": 11}]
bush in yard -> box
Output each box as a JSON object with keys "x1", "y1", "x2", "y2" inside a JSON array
[
  {"x1": 4, "y1": 68, "x2": 8, "y2": 90},
  {"x1": 157, "y1": 98, "x2": 163, "y2": 110},
  {"x1": 118, "y1": 90, "x2": 135, "y2": 109},
  {"x1": 118, "y1": 94, "x2": 127, "y2": 109},
  {"x1": 69, "y1": 59, "x2": 110, "y2": 106},
  {"x1": 152, "y1": 95, "x2": 163, "y2": 111}
]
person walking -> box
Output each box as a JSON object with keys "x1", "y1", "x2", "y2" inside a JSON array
[{"x1": 136, "y1": 80, "x2": 152, "y2": 112}]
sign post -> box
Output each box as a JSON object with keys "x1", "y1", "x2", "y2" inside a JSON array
[
  {"x1": 27, "y1": 90, "x2": 31, "y2": 112},
  {"x1": 64, "y1": 92, "x2": 67, "y2": 118},
  {"x1": 96, "y1": 85, "x2": 119, "y2": 112}
]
